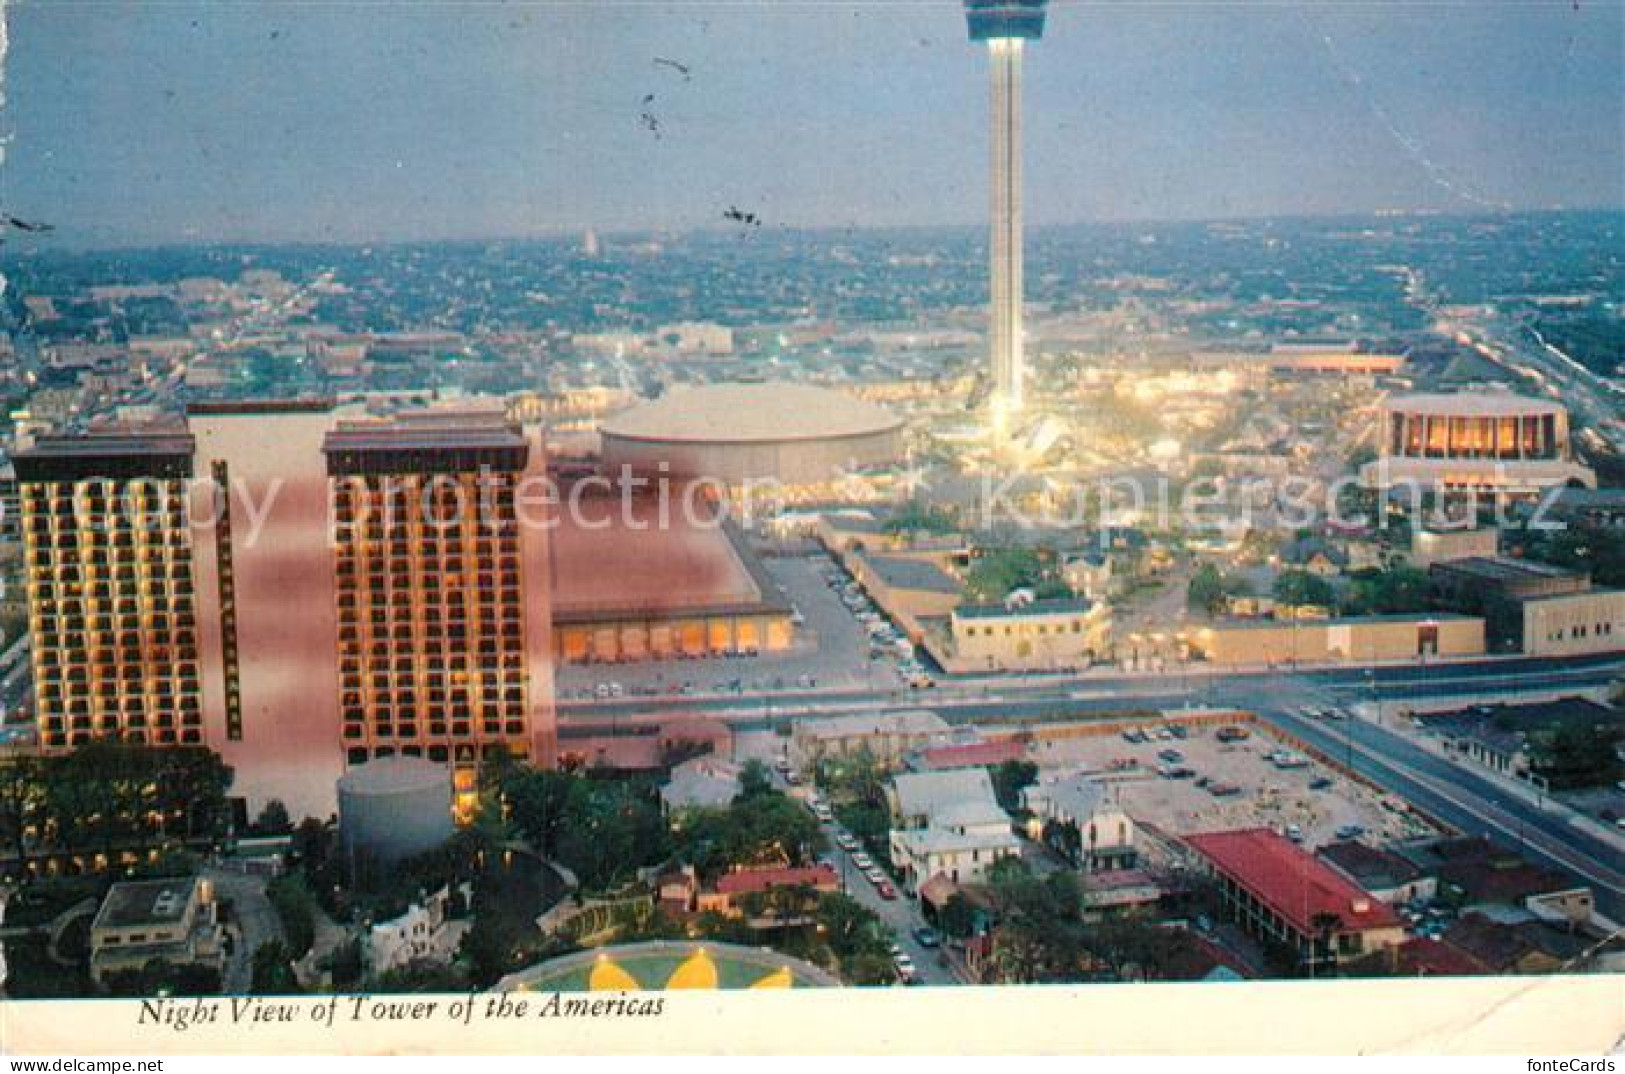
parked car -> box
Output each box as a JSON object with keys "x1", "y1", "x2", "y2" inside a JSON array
[
  {"x1": 852, "y1": 852, "x2": 873, "y2": 869},
  {"x1": 1335, "y1": 824, "x2": 1365, "y2": 840},
  {"x1": 876, "y1": 882, "x2": 898, "y2": 900},
  {"x1": 913, "y1": 927, "x2": 941, "y2": 948}
]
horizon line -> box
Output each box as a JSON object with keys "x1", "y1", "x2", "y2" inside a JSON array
[{"x1": 4, "y1": 204, "x2": 1622, "y2": 258}]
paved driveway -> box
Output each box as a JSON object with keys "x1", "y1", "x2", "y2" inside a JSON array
[{"x1": 205, "y1": 868, "x2": 281, "y2": 994}]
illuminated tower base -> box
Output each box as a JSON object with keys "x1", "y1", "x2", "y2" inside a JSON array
[{"x1": 988, "y1": 36, "x2": 1025, "y2": 433}]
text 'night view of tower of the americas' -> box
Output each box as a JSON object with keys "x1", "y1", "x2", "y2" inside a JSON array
[{"x1": 966, "y1": 0, "x2": 1047, "y2": 438}]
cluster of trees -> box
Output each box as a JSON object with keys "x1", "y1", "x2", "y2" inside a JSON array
[
  {"x1": 1527, "y1": 719, "x2": 1625, "y2": 791},
  {"x1": 1520, "y1": 526, "x2": 1625, "y2": 589},
  {"x1": 498, "y1": 767, "x2": 668, "y2": 893},
  {"x1": 1187, "y1": 563, "x2": 1252, "y2": 615},
  {"x1": 884, "y1": 501, "x2": 958, "y2": 537},
  {"x1": 0, "y1": 745, "x2": 234, "y2": 869},
  {"x1": 103, "y1": 958, "x2": 222, "y2": 999},
  {"x1": 1191, "y1": 563, "x2": 1436, "y2": 619},
  {"x1": 1340, "y1": 565, "x2": 1432, "y2": 615},
  {"x1": 266, "y1": 872, "x2": 319, "y2": 958},
  {"x1": 1272, "y1": 570, "x2": 1337, "y2": 611},
  {"x1": 669, "y1": 765, "x2": 825, "y2": 883},
  {"x1": 963, "y1": 546, "x2": 1072, "y2": 603},
  {"x1": 990, "y1": 759, "x2": 1038, "y2": 815},
  {"x1": 816, "y1": 748, "x2": 890, "y2": 858},
  {"x1": 946, "y1": 859, "x2": 1216, "y2": 985}
]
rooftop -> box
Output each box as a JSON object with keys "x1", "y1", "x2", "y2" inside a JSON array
[
  {"x1": 914, "y1": 739, "x2": 1027, "y2": 772},
  {"x1": 1430, "y1": 556, "x2": 1586, "y2": 584},
  {"x1": 92, "y1": 877, "x2": 202, "y2": 931},
  {"x1": 1381, "y1": 392, "x2": 1566, "y2": 418},
  {"x1": 1185, "y1": 828, "x2": 1403, "y2": 936},
  {"x1": 551, "y1": 496, "x2": 786, "y2": 620},
  {"x1": 601, "y1": 382, "x2": 901, "y2": 444},
  {"x1": 954, "y1": 597, "x2": 1096, "y2": 620},
  {"x1": 795, "y1": 710, "x2": 950, "y2": 742},
  {"x1": 859, "y1": 553, "x2": 962, "y2": 595},
  {"x1": 892, "y1": 767, "x2": 1002, "y2": 823},
  {"x1": 1318, "y1": 840, "x2": 1424, "y2": 890},
  {"x1": 714, "y1": 865, "x2": 838, "y2": 896}
]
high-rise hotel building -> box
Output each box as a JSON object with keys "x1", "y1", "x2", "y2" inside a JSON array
[
  {"x1": 17, "y1": 430, "x2": 204, "y2": 752},
  {"x1": 14, "y1": 401, "x2": 556, "y2": 820}
]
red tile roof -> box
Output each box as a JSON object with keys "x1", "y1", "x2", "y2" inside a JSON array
[
  {"x1": 714, "y1": 865, "x2": 838, "y2": 896},
  {"x1": 1185, "y1": 828, "x2": 1403, "y2": 937},
  {"x1": 917, "y1": 739, "x2": 1026, "y2": 771}
]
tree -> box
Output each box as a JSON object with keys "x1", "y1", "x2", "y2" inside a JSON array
[
  {"x1": 737, "y1": 759, "x2": 775, "y2": 801},
  {"x1": 964, "y1": 547, "x2": 1067, "y2": 602},
  {"x1": 938, "y1": 893, "x2": 979, "y2": 940},
  {"x1": 990, "y1": 759, "x2": 1038, "y2": 814},
  {"x1": 1530, "y1": 720, "x2": 1625, "y2": 790},
  {"x1": 816, "y1": 892, "x2": 891, "y2": 959},
  {"x1": 373, "y1": 958, "x2": 466, "y2": 993},
  {"x1": 1188, "y1": 563, "x2": 1250, "y2": 616},
  {"x1": 253, "y1": 799, "x2": 293, "y2": 836},
  {"x1": 885, "y1": 501, "x2": 957, "y2": 537},
  {"x1": 1273, "y1": 570, "x2": 1337, "y2": 610},
  {"x1": 104, "y1": 958, "x2": 222, "y2": 998},
  {"x1": 551, "y1": 780, "x2": 669, "y2": 891},
  {"x1": 0, "y1": 754, "x2": 41, "y2": 871},
  {"x1": 266, "y1": 872, "x2": 318, "y2": 958},
  {"x1": 1344, "y1": 566, "x2": 1432, "y2": 615},
  {"x1": 250, "y1": 941, "x2": 302, "y2": 995},
  {"x1": 500, "y1": 769, "x2": 582, "y2": 859},
  {"x1": 674, "y1": 793, "x2": 825, "y2": 881}
]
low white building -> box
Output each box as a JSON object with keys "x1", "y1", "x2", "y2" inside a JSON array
[
  {"x1": 366, "y1": 885, "x2": 462, "y2": 976},
  {"x1": 1021, "y1": 773, "x2": 1137, "y2": 872},
  {"x1": 887, "y1": 769, "x2": 1019, "y2": 894}
]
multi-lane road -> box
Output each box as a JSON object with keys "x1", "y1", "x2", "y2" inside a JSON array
[{"x1": 564, "y1": 650, "x2": 1625, "y2": 920}]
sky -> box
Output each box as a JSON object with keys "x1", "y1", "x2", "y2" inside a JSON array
[{"x1": 2, "y1": 1, "x2": 1621, "y2": 246}]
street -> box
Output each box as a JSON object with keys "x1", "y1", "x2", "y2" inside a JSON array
[
  {"x1": 576, "y1": 649, "x2": 1625, "y2": 921},
  {"x1": 817, "y1": 816, "x2": 957, "y2": 987}
]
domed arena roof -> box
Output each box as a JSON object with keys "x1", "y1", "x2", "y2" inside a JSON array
[
  {"x1": 601, "y1": 382, "x2": 902, "y2": 444},
  {"x1": 493, "y1": 940, "x2": 841, "y2": 991}
]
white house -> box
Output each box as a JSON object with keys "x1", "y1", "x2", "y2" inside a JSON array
[
  {"x1": 887, "y1": 769, "x2": 1020, "y2": 894},
  {"x1": 1021, "y1": 773, "x2": 1137, "y2": 872}
]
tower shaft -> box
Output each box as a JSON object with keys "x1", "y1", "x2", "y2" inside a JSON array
[{"x1": 988, "y1": 37, "x2": 1024, "y2": 426}]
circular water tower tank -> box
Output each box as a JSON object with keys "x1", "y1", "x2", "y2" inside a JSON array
[{"x1": 337, "y1": 756, "x2": 454, "y2": 871}]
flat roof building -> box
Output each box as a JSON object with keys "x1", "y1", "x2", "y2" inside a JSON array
[
  {"x1": 88, "y1": 876, "x2": 223, "y2": 985},
  {"x1": 549, "y1": 484, "x2": 793, "y2": 664}
]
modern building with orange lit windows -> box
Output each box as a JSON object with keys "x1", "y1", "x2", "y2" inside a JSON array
[
  {"x1": 1360, "y1": 392, "x2": 1595, "y2": 493},
  {"x1": 15, "y1": 430, "x2": 204, "y2": 753},
  {"x1": 15, "y1": 402, "x2": 557, "y2": 823},
  {"x1": 324, "y1": 412, "x2": 557, "y2": 788}
]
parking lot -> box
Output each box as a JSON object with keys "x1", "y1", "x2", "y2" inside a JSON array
[{"x1": 1033, "y1": 719, "x2": 1442, "y2": 850}]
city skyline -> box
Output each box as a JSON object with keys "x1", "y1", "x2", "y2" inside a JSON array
[{"x1": 2, "y1": 2, "x2": 1621, "y2": 247}]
